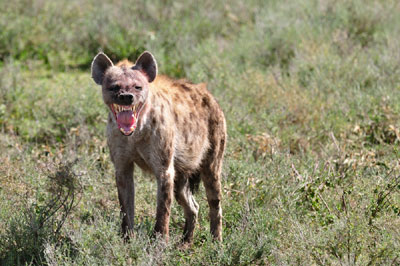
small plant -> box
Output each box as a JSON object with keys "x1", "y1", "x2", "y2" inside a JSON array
[
  {"x1": 368, "y1": 172, "x2": 400, "y2": 226},
  {"x1": 0, "y1": 161, "x2": 82, "y2": 265}
]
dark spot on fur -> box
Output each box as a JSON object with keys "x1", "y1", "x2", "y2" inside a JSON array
[
  {"x1": 161, "y1": 157, "x2": 168, "y2": 167},
  {"x1": 202, "y1": 97, "x2": 210, "y2": 107},
  {"x1": 152, "y1": 118, "x2": 156, "y2": 125},
  {"x1": 161, "y1": 145, "x2": 173, "y2": 167},
  {"x1": 161, "y1": 146, "x2": 173, "y2": 167},
  {"x1": 167, "y1": 143, "x2": 173, "y2": 154},
  {"x1": 181, "y1": 84, "x2": 191, "y2": 91},
  {"x1": 209, "y1": 118, "x2": 219, "y2": 129},
  {"x1": 209, "y1": 139, "x2": 216, "y2": 151},
  {"x1": 190, "y1": 93, "x2": 198, "y2": 102}
]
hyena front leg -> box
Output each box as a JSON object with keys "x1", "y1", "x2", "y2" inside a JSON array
[
  {"x1": 114, "y1": 161, "x2": 135, "y2": 239},
  {"x1": 154, "y1": 165, "x2": 174, "y2": 241}
]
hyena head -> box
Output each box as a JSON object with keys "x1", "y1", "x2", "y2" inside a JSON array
[{"x1": 91, "y1": 51, "x2": 157, "y2": 136}]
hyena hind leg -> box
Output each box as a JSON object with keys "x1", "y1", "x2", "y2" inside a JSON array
[
  {"x1": 174, "y1": 173, "x2": 199, "y2": 244},
  {"x1": 201, "y1": 169, "x2": 223, "y2": 241},
  {"x1": 201, "y1": 135, "x2": 225, "y2": 241}
]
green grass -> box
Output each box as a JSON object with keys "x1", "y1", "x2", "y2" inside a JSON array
[{"x1": 0, "y1": 0, "x2": 400, "y2": 264}]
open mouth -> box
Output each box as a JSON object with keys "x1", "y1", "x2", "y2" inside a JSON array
[{"x1": 110, "y1": 103, "x2": 143, "y2": 136}]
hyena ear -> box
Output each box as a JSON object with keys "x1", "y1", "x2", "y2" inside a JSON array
[
  {"x1": 91, "y1": 52, "x2": 114, "y2": 85},
  {"x1": 133, "y1": 51, "x2": 158, "y2": 83}
]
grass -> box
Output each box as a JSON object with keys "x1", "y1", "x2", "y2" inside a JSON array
[{"x1": 0, "y1": 0, "x2": 400, "y2": 264}]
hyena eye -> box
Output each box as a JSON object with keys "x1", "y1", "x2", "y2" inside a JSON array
[
  {"x1": 109, "y1": 85, "x2": 120, "y2": 91},
  {"x1": 135, "y1": 86, "x2": 142, "y2": 91}
]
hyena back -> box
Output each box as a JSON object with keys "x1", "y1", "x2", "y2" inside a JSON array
[{"x1": 91, "y1": 51, "x2": 226, "y2": 243}]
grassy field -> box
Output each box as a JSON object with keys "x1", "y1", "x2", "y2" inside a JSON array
[{"x1": 0, "y1": 0, "x2": 400, "y2": 264}]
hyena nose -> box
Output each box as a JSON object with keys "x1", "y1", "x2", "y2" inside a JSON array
[{"x1": 119, "y1": 93, "x2": 134, "y2": 104}]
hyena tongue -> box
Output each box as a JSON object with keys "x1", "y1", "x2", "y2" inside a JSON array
[{"x1": 116, "y1": 110, "x2": 136, "y2": 134}]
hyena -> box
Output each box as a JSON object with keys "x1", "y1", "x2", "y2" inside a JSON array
[{"x1": 91, "y1": 51, "x2": 226, "y2": 243}]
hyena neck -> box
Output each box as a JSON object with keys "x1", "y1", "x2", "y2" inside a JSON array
[{"x1": 136, "y1": 100, "x2": 151, "y2": 130}]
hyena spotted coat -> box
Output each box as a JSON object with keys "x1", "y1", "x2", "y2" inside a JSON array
[{"x1": 91, "y1": 51, "x2": 226, "y2": 243}]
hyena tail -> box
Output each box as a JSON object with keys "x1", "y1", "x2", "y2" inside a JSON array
[{"x1": 189, "y1": 172, "x2": 201, "y2": 193}]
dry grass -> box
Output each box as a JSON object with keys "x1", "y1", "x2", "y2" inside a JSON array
[{"x1": 0, "y1": 0, "x2": 399, "y2": 264}]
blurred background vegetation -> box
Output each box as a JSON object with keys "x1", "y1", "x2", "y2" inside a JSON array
[{"x1": 0, "y1": 0, "x2": 399, "y2": 264}]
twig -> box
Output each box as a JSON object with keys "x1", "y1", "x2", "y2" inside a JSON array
[
  {"x1": 317, "y1": 191, "x2": 334, "y2": 217},
  {"x1": 291, "y1": 163, "x2": 303, "y2": 181},
  {"x1": 330, "y1": 131, "x2": 340, "y2": 152}
]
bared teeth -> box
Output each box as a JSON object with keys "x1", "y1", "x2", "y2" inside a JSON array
[{"x1": 113, "y1": 104, "x2": 139, "y2": 113}]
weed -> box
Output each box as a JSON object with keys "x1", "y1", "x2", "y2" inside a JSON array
[{"x1": 0, "y1": 161, "x2": 82, "y2": 265}]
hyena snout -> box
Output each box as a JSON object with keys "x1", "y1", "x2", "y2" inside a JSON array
[{"x1": 118, "y1": 93, "x2": 134, "y2": 105}]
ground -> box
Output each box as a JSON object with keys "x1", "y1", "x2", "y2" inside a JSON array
[{"x1": 0, "y1": 0, "x2": 399, "y2": 264}]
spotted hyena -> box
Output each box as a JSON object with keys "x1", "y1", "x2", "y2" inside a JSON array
[{"x1": 91, "y1": 51, "x2": 226, "y2": 243}]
